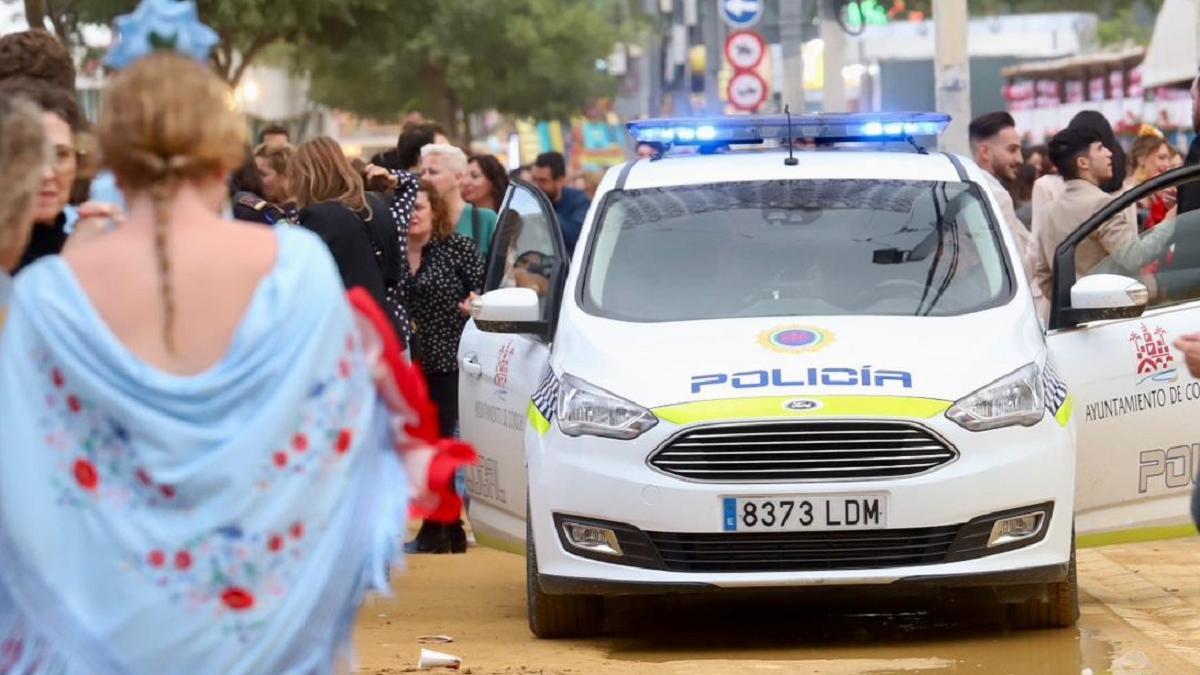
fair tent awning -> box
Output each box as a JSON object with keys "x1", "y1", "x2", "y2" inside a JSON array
[{"x1": 1140, "y1": 0, "x2": 1200, "y2": 88}]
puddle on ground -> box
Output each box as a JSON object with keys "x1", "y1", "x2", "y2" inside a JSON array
[{"x1": 603, "y1": 590, "x2": 1119, "y2": 674}]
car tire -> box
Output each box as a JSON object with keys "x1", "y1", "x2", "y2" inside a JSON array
[
  {"x1": 526, "y1": 509, "x2": 604, "y2": 639},
  {"x1": 1006, "y1": 543, "x2": 1079, "y2": 629}
]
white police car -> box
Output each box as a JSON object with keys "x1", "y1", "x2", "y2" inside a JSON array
[{"x1": 457, "y1": 113, "x2": 1200, "y2": 638}]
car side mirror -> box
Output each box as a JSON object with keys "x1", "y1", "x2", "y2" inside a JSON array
[
  {"x1": 474, "y1": 287, "x2": 549, "y2": 337},
  {"x1": 1063, "y1": 274, "x2": 1148, "y2": 324}
]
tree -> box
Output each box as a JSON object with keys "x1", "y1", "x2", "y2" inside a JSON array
[
  {"x1": 900, "y1": 0, "x2": 1162, "y2": 14},
  {"x1": 23, "y1": 0, "x2": 79, "y2": 43},
  {"x1": 27, "y1": 0, "x2": 392, "y2": 85},
  {"x1": 298, "y1": 0, "x2": 633, "y2": 142},
  {"x1": 846, "y1": 1, "x2": 1164, "y2": 46}
]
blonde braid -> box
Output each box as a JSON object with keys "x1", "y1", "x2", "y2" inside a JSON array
[
  {"x1": 149, "y1": 178, "x2": 177, "y2": 354},
  {"x1": 136, "y1": 153, "x2": 198, "y2": 354},
  {"x1": 95, "y1": 54, "x2": 251, "y2": 354}
]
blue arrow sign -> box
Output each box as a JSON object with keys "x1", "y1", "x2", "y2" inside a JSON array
[{"x1": 720, "y1": 0, "x2": 763, "y2": 28}]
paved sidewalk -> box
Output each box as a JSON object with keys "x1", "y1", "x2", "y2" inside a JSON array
[{"x1": 353, "y1": 538, "x2": 1199, "y2": 674}]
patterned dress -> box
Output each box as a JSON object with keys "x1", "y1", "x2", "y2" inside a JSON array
[
  {"x1": 0, "y1": 227, "x2": 409, "y2": 674},
  {"x1": 386, "y1": 171, "x2": 420, "y2": 349},
  {"x1": 403, "y1": 234, "x2": 485, "y2": 375}
]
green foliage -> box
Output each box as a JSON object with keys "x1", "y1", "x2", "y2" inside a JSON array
[
  {"x1": 300, "y1": 0, "x2": 632, "y2": 131},
  {"x1": 903, "y1": 0, "x2": 1162, "y2": 14},
  {"x1": 61, "y1": 0, "x2": 392, "y2": 84},
  {"x1": 871, "y1": 1, "x2": 1163, "y2": 46},
  {"x1": 1097, "y1": 5, "x2": 1156, "y2": 46}
]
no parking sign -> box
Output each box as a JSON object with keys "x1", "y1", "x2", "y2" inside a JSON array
[
  {"x1": 724, "y1": 30, "x2": 765, "y2": 71},
  {"x1": 727, "y1": 70, "x2": 768, "y2": 112}
]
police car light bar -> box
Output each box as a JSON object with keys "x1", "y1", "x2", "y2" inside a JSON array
[{"x1": 628, "y1": 112, "x2": 951, "y2": 146}]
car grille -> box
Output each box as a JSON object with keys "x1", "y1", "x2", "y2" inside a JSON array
[
  {"x1": 649, "y1": 420, "x2": 957, "y2": 481},
  {"x1": 645, "y1": 525, "x2": 961, "y2": 572}
]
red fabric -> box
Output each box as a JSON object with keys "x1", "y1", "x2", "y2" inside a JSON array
[
  {"x1": 1147, "y1": 194, "x2": 1169, "y2": 230},
  {"x1": 1141, "y1": 194, "x2": 1172, "y2": 275},
  {"x1": 346, "y1": 288, "x2": 477, "y2": 524}
]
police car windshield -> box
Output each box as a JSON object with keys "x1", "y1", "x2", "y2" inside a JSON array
[{"x1": 582, "y1": 179, "x2": 1012, "y2": 321}]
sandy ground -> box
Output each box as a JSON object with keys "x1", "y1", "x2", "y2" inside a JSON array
[{"x1": 353, "y1": 538, "x2": 1200, "y2": 675}]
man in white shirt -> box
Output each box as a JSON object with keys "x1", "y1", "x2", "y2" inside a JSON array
[{"x1": 969, "y1": 112, "x2": 1040, "y2": 301}]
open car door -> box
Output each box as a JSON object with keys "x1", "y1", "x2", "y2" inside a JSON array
[
  {"x1": 458, "y1": 180, "x2": 570, "y2": 551},
  {"x1": 1046, "y1": 163, "x2": 1200, "y2": 544}
]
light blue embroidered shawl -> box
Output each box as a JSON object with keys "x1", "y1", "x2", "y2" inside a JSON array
[{"x1": 0, "y1": 227, "x2": 406, "y2": 674}]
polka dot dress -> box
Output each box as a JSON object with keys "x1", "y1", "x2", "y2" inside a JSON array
[
  {"x1": 385, "y1": 171, "x2": 419, "y2": 348},
  {"x1": 403, "y1": 233, "x2": 485, "y2": 374}
]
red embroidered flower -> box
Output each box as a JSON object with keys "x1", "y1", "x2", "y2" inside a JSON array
[
  {"x1": 135, "y1": 468, "x2": 153, "y2": 486},
  {"x1": 2, "y1": 637, "x2": 23, "y2": 666},
  {"x1": 220, "y1": 587, "x2": 255, "y2": 611},
  {"x1": 292, "y1": 433, "x2": 308, "y2": 452},
  {"x1": 67, "y1": 395, "x2": 81, "y2": 413},
  {"x1": 272, "y1": 451, "x2": 288, "y2": 468},
  {"x1": 290, "y1": 522, "x2": 304, "y2": 539},
  {"x1": 174, "y1": 551, "x2": 192, "y2": 570},
  {"x1": 159, "y1": 484, "x2": 176, "y2": 499},
  {"x1": 339, "y1": 359, "x2": 351, "y2": 378},
  {"x1": 73, "y1": 459, "x2": 98, "y2": 491},
  {"x1": 51, "y1": 368, "x2": 65, "y2": 388},
  {"x1": 267, "y1": 534, "x2": 284, "y2": 552},
  {"x1": 147, "y1": 550, "x2": 165, "y2": 567},
  {"x1": 335, "y1": 429, "x2": 353, "y2": 454}
]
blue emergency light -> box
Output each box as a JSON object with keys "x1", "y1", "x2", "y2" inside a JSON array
[{"x1": 627, "y1": 112, "x2": 951, "y2": 147}]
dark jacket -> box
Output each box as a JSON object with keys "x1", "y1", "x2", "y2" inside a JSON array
[
  {"x1": 16, "y1": 212, "x2": 68, "y2": 273},
  {"x1": 1178, "y1": 136, "x2": 1200, "y2": 216},
  {"x1": 553, "y1": 186, "x2": 591, "y2": 256},
  {"x1": 297, "y1": 200, "x2": 391, "y2": 318},
  {"x1": 232, "y1": 192, "x2": 292, "y2": 226},
  {"x1": 1159, "y1": 136, "x2": 1200, "y2": 299}
]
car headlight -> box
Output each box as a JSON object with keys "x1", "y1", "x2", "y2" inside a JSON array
[
  {"x1": 557, "y1": 373, "x2": 658, "y2": 439},
  {"x1": 946, "y1": 362, "x2": 1044, "y2": 431}
]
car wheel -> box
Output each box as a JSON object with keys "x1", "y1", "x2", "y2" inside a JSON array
[
  {"x1": 1006, "y1": 542, "x2": 1079, "y2": 629},
  {"x1": 526, "y1": 507, "x2": 604, "y2": 639}
]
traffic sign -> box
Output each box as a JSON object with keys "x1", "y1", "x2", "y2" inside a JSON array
[
  {"x1": 727, "y1": 70, "x2": 768, "y2": 112},
  {"x1": 724, "y1": 30, "x2": 765, "y2": 70},
  {"x1": 720, "y1": 0, "x2": 763, "y2": 29}
]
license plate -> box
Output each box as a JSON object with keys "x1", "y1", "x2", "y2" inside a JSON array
[{"x1": 722, "y1": 495, "x2": 887, "y2": 532}]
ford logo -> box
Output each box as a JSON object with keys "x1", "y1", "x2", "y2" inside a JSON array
[{"x1": 784, "y1": 399, "x2": 822, "y2": 412}]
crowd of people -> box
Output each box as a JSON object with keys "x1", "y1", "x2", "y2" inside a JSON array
[
  {"x1": 967, "y1": 73, "x2": 1200, "y2": 325},
  {"x1": 1, "y1": 0, "x2": 1198, "y2": 665},
  {"x1": 0, "y1": 6, "x2": 490, "y2": 670},
  {"x1": 0, "y1": 18, "x2": 601, "y2": 559}
]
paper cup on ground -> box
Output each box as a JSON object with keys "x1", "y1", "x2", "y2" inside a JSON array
[{"x1": 418, "y1": 648, "x2": 462, "y2": 670}]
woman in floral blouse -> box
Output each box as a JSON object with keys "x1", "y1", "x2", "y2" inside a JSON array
[{"x1": 405, "y1": 180, "x2": 485, "y2": 552}]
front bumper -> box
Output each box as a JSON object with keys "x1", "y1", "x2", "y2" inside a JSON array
[
  {"x1": 538, "y1": 561, "x2": 1071, "y2": 596},
  {"x1": 528, "y1": 413, "x2": 1075, "y2": 590}
]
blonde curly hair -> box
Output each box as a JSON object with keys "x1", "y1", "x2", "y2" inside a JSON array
[{"x1": 0, "y1": 95, "x2": 47, "y2": 257}]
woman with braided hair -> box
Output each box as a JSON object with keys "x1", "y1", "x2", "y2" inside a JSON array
[{"x1": 0, "y1": 52, "x2": 473, "y2": 674}]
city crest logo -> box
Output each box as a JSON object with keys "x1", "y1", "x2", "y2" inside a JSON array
[
  {"x1": 1131, "y1": 323, "x2": 1177, "y2": 385},
  {"x1": 758, "y1": 325, "x2": 834, "y2": 354}
]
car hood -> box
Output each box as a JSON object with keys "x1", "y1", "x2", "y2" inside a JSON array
[{"x1": 552, "y1": 306, "x2": 1045, "y2": 411}]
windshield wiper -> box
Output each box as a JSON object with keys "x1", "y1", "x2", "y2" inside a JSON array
[
  {"x1": 922, "y1": 183, "x2": 961, "y2": 316},
  {"x1": 914, "y1": 185, "x2": 946, "y2": 315}
]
